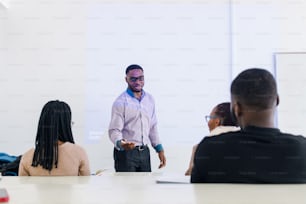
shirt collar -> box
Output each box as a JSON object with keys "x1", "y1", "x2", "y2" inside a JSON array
[
  {"x1": 242, "y1": 125, "x2": 281, "y2": 136},
  {"x1": 126, "y1": 88, "x2": 145, "y2": 100}
]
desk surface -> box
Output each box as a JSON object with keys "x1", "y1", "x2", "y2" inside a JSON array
[{"x1": 1, "y1": 173, "x2": 306, "y2": 204}]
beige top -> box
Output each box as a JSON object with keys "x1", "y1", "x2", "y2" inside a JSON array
[
  {"x1": 209, "y1": 126, "x2": 240, "y2": 136},
  {"x1": 19, "y1": 142, "x2": 90, "y2": 176}
]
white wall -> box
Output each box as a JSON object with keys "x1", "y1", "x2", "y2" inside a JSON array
[
  {"x1": 275, "y1": 53, "x2": 306, "y2": 136},
  {"x1": 0, "y1": 0, "x2": 231, "y2": 173},
  {"x1": 1, "y1": 0, "x2": 306, "y2": 174},
  {"x1": 0, "y1": 0, "x2": 87, "y2": 163},
  {"x1": 231, "y1": 0, "x2": 306, "y2": 136},
  {"x1": 85, "y1": 2, "x2": 231, "y2": 172},
  {"x1": 231, "y1": 0, "x2": 306, "y2": 74}
]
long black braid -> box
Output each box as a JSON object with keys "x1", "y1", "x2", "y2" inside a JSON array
[{"x1": 32, "y1": 100, "x2": 75, "y2": 171}]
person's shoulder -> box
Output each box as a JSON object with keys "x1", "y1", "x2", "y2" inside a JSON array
[
  {"x1": 61, "y1": 143, "x2": 88, "y2": 157},
  {"x1": 111, "y1": 91, "x2": 129, "y2": 106},
  {"x1": 210, "y1": 130, "x2": 241, "y2": 138},
  {"x1": 114, "y1": 91, "x2": 127, "y2": 100},
  {"x1": 200, "y1": 130, "x2": 241, "y2": 144},
  {"x1": 62, "y1": 142, "x2": 83, "y2": 149},
  {"x1": 209, "y1": 126, "x2": 240, "y2": 136},
  {"x1": 67, "y1": 142, "x2": 87, "y2": 152},
  {"x1": 279, "y1": 131, "x2": 306, "y2": 142},
  {"x1": 280, "y1": 131, "x2": 305, "y2": 137},
  {"x1": 23, "y1": 147, "x2": 35, "y2": 156},
  {"x1": 21, "y1": 148, "x2": 35, "y2": 163}
]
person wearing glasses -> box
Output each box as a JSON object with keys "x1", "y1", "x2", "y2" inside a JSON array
[
  {"x1": 19, "y1": 100, "x2": 90, "y2": 176},
  {"x1": 185, "y1": 102, "x2": 239, "y2": 175},
  {"x1": 109, "y1": 64, "x2": 166, "y2": 172},
  {"x1": 191, "y1": 68, "x2": 306, "y2": 183}
]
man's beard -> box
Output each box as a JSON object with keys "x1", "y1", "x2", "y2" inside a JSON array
[
  {"x1": 133, "y1": 89, "x2": 142, "y2": 92},
  {"x1": 129, "y1": 85, "x2": 142, "y2": 93}
]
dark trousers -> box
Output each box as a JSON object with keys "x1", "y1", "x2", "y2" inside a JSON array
[{"x1": 113, "y1": 146, "x2": 151, "y2": 172}]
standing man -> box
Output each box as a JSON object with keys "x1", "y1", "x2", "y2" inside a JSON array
[{"x1": 109, "y1": 64, "x2": 166, "y2": 172}]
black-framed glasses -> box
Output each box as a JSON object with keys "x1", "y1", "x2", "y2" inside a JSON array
[
  {"x1": 128, "y1": 76, "x2": 144, "y2": 82},
  {"x1": 205, "y1": 115, "x2": 221, "y2": 123}
]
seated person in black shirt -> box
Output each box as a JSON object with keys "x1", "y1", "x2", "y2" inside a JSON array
[
  {"x1": 191, "y1": 68, "x2": 306, "y2": 183},
  {"x1": 185, "y1": 102, "x2": 239, "y2": 176}
]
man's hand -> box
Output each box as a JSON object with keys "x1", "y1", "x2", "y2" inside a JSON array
[
  {"x1": 158, "y1": 151, "x2": 166, "y2": 169},
  {"x1": 120, "y1": 140, "x2": 135, "y2": 151}
]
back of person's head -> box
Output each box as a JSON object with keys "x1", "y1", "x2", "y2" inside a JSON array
[
  {"x1": 125, "y1": 64, "x2": 143, "y2": 75},
  {"x1": 214, "y1": 102, "x2": 237, "y2": 126},
  {"x1": 32, "y1": 100, "x2": 75, "y2": 171},
  {"x1": 230, "y1": 68, "x2": 278, "y2": 110}
]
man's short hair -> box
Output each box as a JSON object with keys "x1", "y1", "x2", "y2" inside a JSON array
[
  {"x1": 230, "y1": 68, "x2": 278, "y2": 110},
  {"x1": 125, "y1": 64, "x2": 143, "y2": 75}
]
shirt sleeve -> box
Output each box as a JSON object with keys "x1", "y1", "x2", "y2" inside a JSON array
[
  {"x1": 148, "y1": 99, "x2": 162, "y2": 148},
  {"x1": 108, "y1": 100, "x2": 125, "y2": 146}
]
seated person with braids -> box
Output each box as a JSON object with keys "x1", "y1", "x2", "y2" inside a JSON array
[
  {"x1": 19, "y1": 100, "x2": 90, "y2": 176},
  {"x1": 185, "y1": 102, "x2": 239, "y2": 175},
  {"x1": 191, "y1": 68, "x2": 306, "y2": 183}
]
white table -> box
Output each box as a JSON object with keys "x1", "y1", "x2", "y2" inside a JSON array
[{"x1": 1, "y1": 173, "x2": 306, "y2": 204}]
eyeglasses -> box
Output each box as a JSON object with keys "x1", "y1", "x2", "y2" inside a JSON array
[
  {"x1": 205, "y1": 115, "x2": 221, "y2": 123},
  {"x1": 128, "y1": 76, "x2": 144, "y2": 82}
]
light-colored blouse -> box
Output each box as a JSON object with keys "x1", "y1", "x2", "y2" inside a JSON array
[{"x1": 19, "y1": 142, "x2": 90, "y2": 176}]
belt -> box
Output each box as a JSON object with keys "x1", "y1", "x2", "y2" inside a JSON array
[{"x1": 134, "y1": 145, "x2": 147, "y2": 151}]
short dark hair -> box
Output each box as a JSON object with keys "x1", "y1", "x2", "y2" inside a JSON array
[
  {"x1": 125, "y1": 64, "x2": 143, "y2": 75},
  {"x1": 215, "y1": 102, "x2": 237, "y2": 126},
  {"x1": 32, "y1": 100, "x2": 75, "y2": 171},
  {"x1": 230, "y1": 68, "x2": 278, "y2": 110}
]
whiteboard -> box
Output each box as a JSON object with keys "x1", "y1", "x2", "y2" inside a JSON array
[{"x1": 274, "y1": 52, "x2": 306, "y2": 136}]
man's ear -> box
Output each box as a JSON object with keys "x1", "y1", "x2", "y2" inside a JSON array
[
  {"x1": 230, "y1": 102, "x2": 239, "y2": 125},
  {"x1": 125, "y1": 76, "x2": 128, "y2": 83},
  {"x1": 234, "y1": 102, "x2": 243, "y2": 117},
  {"x1": 215, "y1": 118, "x2": 221, "y2": 126},
  {"x1": 276, "y1": 95, "x2": 280, "y2": 106}
]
